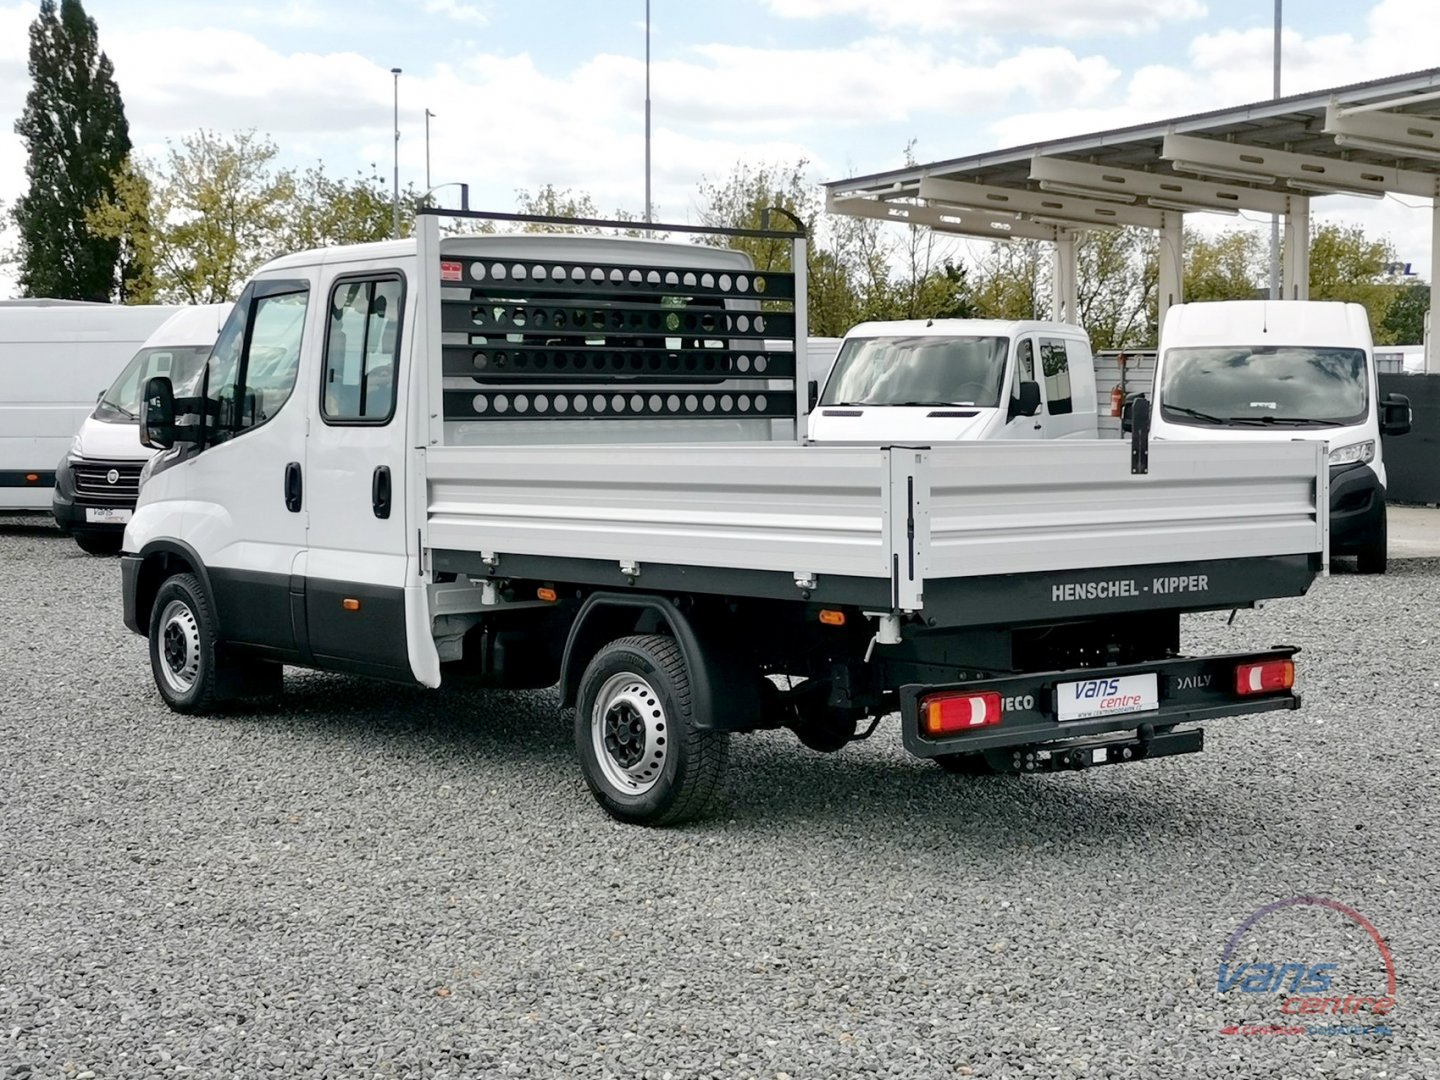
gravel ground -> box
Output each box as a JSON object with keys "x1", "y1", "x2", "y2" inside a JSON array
[{"x1": 2, "y1": 513, "x2": 1438, "y2": 1080}]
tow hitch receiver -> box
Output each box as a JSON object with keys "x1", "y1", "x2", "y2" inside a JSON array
[{"x1": 988, "y1": 727, "x2": 1203, "y2": 774}]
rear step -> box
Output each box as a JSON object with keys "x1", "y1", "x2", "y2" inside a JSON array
[{"x1": 983, "y1": 726, "x2": 1203, "y2": 774}]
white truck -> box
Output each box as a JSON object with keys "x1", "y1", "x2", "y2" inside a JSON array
[
  {"x1": 0, "y1": 300, "x2": 181, "y2": 511},
  {"x1": 809, "y1": 319, "x2": 1097, "y2": 443},
  {"x1": 122, "y1": 210, "x2": 1327, "y2": 825},
  {"x1": 1148, "y1": 300, "x2": 1410, "y2": 574},
  {"x1": 52, "y1": 304, "x2": 231, "y2": 554}
]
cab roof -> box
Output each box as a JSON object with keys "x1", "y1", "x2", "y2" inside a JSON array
[{"x1": 844, "y1": 318, "x2": 1089, "y2": 339}]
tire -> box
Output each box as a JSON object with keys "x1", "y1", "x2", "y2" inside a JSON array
[
  {"x1": 147, "y1": 573, "x2": 282, "y2": 713},
  {"x1": 73, "y1": 530, "x2": 123, "y2": 556},
  {"x1": 1356, "y1": 508, "x2": 1387, "y2": 575},
  {"x1": 575, "y1": 634, "x2": 729, "y2": 826}
]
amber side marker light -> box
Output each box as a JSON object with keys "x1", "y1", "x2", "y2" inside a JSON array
[
  {"x1": 26, "y1": 473, "x2": 39, "y2": 483},
  {"x1": 1235, "y1": 659, "x2": 1294, "y2": 695},
  {"x1": 536, "y1": 587, "x2": 558, "y2": 602},
  {"x1": 818, "y1": 609, "x2": 846, "y2": 626},
  {"x1": 342, "y1": 598, "x2": 361, "y2": 611},
  {"x1": 920, "y1": 690, "x2": 1002, "y2": 736}
]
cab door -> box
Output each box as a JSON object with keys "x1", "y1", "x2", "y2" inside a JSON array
[
  {"x1": 998, "y1": 335, "x2": 1046, "y2": 438},
  {"x1": 302, "y1": 270, "x2": 413, "y2": 679},
  {"x1": 182, "y1": 278, "x2": 314, "y2": 658}
]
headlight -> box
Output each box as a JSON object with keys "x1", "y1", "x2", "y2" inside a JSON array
[
  {"x1": 138, "y1": 451, "x2": 162, "y2": 489},
  {"x1": 1328, "y1": 440, "x2": 1375, "y2": 466},
  {"x1": 67, "y1": 434, "x2": 84, "y2": 463}
]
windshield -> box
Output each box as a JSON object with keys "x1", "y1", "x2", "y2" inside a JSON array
[
  {"x1": 95, "y1": 344, "x2": 214, "y2": 423},
  {"x1": 820, "y1": 335, "x2": 1010, "y2": 408},
  {"x1": 1160, "y1": 346, "x2": 1369, "y2": 427}
]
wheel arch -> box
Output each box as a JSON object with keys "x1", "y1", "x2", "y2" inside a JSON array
[
  {"x1": 131, "y1": 540, "x2": 219, "y2": 638},
  {"x1": 559, "y1": 592, "x2": 760, "y2": 732}
]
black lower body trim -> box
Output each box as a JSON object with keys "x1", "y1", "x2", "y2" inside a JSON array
[{"x1": 0, "y1": 469, "x2": 56, "y2": 488}]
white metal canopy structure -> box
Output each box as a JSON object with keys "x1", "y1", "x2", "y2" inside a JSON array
[{"x1": 824, "y1": 68, "x2": 1440, "y2": 369}]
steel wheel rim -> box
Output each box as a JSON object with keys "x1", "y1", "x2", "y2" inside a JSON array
[
  {"x1": 591, "y1": 671, "x2": 669, "y2": 796},
  {"x1": 158, "y1": 598, "x2": 201, "y2": 695}
]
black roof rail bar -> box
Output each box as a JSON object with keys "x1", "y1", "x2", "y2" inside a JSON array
[{"x1": 414, "y1": 206, "x2": 808, "y2": 241}]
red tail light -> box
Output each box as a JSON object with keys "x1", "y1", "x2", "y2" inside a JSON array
[
  {"x1": 921, "y1": 690, "x2": 1002, "y2": 735},
  {"x1": 1235, "y1": 659, "x2": 1294, "y2": 696}
]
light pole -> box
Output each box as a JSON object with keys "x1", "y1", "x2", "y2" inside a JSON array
[
  {"x1": 391, "y1": 67, "x2": 402, "y2": 239},
  {"x1": 1269, "y1": 2, "x2": 1281, "y2": 299},
  {"x1": 424, "y1": 108, "x2": 436, "y2": 195},
  {"x1": 644, "y1": 0, "x2": 652, "y2": 222}
]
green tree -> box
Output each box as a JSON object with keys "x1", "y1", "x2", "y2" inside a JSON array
[
  {"x1": 971, "y1": 239, "x2": 1049, "y2": 322},
  {"x1": 1308, "y1": 222, "x2": 1401, "y2": 342},
  {"x1": 287, "y1": 163, "x2": 425, "y2": 249},
  {"x1": 1183, "y1": 228, "x2": 1263, "y2": 302},
  {"x1": 12, "y1": 0, "x2": 133, "y2": 301},
  {"x1": 88, "y1": 130, "x2": 296, "y2": 303},
  {"x1": 1076, "y1": 227, "x2": 1155, "y2": 350},
  {"x1": 1381, "y1": 281, "x2": 1429, "y2": 345}
]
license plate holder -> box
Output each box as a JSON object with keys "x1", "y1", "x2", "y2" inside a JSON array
[
  {"x1": 84, "y1": 507, "x2": 132, "y2": 525},
  {"x1": 1056, "y1": 672, "x2": 1158, "y2": 722}
]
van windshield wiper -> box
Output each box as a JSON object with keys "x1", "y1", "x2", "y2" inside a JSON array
[
  {"x1": 1163, "y1": 405, "x2": 1227, "y2": 424},
  {"x1": 99, "y1": 396, "x2": 137, "y2": 419},
  {"x1": 1230, "y1": 415, "x2": 1340, "y2": 427}
]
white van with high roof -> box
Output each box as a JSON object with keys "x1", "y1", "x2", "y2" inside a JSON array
[{"x1": 1149, "y1": 300, "x2": 1411, "y2": 574}]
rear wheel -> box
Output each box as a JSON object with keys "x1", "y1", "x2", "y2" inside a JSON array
[
  {"x1": 1356, "y1": 508, "x2": 1387, "y2": 575},
  {"x1": 575, "y1": 634, "x2": 728, "y2": 826},
  {"x1": 73, "y1": 530, "x2": 123, "y2": 556}
]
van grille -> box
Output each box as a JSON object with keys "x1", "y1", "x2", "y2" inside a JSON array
[{"x1": 72, "y1": 459, "x2": 143, "y2": 506}]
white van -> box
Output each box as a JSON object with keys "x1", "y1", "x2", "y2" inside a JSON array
[
  {"x1": 0, "y1": 301, "x2": 181, "y2": 512},
  {"x1": 808, "y1": 319, "x2": 1097, "y2": 442},
  {"x1": 1150, "y1": 300, "x2": 1411, "y2": 574},
  {"x1": 51, "y1": 304, "x2": 231, "y2": 553}
]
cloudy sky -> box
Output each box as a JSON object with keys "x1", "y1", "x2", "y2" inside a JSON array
[{"x1": 0, "y1": 0, "x2": 1437, "y2": 297}]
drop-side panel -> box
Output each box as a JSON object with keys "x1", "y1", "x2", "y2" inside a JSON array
[
  {"x1": 425, "y1": 443, "x2": 891, "y2": 579},
  {"x1": 920, "y1": 440, "x2": 1325, "y2": 579}
]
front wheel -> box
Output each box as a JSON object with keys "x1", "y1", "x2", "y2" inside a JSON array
[
  {"x1": 575, "y1": 634, "x2": 729, "y2": 826},
  {"x1": 148, "y1": 573, "x2": 281, "y2": 713},
  {"x1": 1356, "y1": 508, "x2": 1387, "y2": 575}
]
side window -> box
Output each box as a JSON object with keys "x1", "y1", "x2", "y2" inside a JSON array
[
  {"x1": 1011, "y1": 338, "x2": 1035, "y2": 404},
  {"x1": 322, "y1": 275, "x2": 404, "y2": 424},
  {"x1": 1041, "y1": 338, "x2": 1073, "y2": 415},
  {"x1": 203, "y1": 283, "x2": 310, "y2": 444}
]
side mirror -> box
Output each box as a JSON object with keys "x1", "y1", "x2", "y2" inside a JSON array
[
  {"x1": 1010, "y1": 380, "x2": 1041, "y2": 419},
  {"x1": 1381, "y1": 392, "x2": 1412, "y2": 436},
  {"x1": 140, "y1": 375, "x2": 177, "y2": 449},
  {"x1": 807, "y1": 379, "x2": 819, "y2": 411},
  {"x1": 1121, "y1": 397, "x2": 1134, "y2": 433}
]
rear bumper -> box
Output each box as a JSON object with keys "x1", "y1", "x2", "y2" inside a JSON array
[
  {"x1": 900, "y1": 648, "x2": 1299, "y2": 762},
  {"x1": 1328, "y1": 463, "x2": 1384, "y2": 553}
]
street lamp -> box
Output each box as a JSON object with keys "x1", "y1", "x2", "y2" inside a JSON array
[
  {"x1": 644, "y1": 0, "x2": 652, "y2": 222},
  {"x1": 391, "y1": 67, "x2": 402, "y2": 239},
  {"x1": 1269, "y1": 2, "x2": 1281, "y2": 298}
]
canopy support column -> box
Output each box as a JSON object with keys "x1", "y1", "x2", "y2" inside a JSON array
[
  {"x1": 1429, "y1": 199, "x2": 1440, "y2": 373},
  {"x1": 1051, "y1": 230, "x2": 1078, "y2": 323},
  {"x1": 1157, "y1": 211, "x2": 1184, "y2": 332},
  {"x1": 1282, "y1": 196, "x2": 1310, "y2": 300}
]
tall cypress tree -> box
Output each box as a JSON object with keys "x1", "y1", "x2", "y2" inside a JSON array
[{"x1": 12, "y1": 0, "x2": 132, "y2": 301}]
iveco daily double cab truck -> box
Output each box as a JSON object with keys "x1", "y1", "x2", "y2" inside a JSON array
[
  {"x1": 52, "y1": 304, "x2": 231, "y2": 554},
  {"x1": 1151, "y1": 301, "x2": 1410, "y2": 574},
  {"x1": 809, "y1": 320, "x2": 1097, "y2": 444},
  {"x1": 121, "y1": 210, "x2": 1327, "y2": 826}
]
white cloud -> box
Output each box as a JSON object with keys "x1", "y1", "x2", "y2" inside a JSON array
[
  {"x1": 421, "y1": 0, "x2": 488, "y2": 27},
  {"x1": 762, "y1": 0, "x2": 1207, "y2": 37}
]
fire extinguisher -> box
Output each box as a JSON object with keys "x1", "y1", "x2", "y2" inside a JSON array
[{"x1": 1110, "y1": 384, "x2": 1126, "y2": 417}]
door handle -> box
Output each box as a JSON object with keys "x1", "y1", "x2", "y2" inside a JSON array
[
  {"x1": 372, "y1": 465, "x2": 392, "y2": 519},
  {"x1": 284, "y1": 461, "x2": 303, "y2": 513}
]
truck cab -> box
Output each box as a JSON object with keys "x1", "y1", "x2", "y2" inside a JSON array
[
  {"x1": 1150, "y1": 300, "x2": 1411, "y2": 573},
  {"x1": 808, "y1": 319, "x2": 1097, "y2": 443}
]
